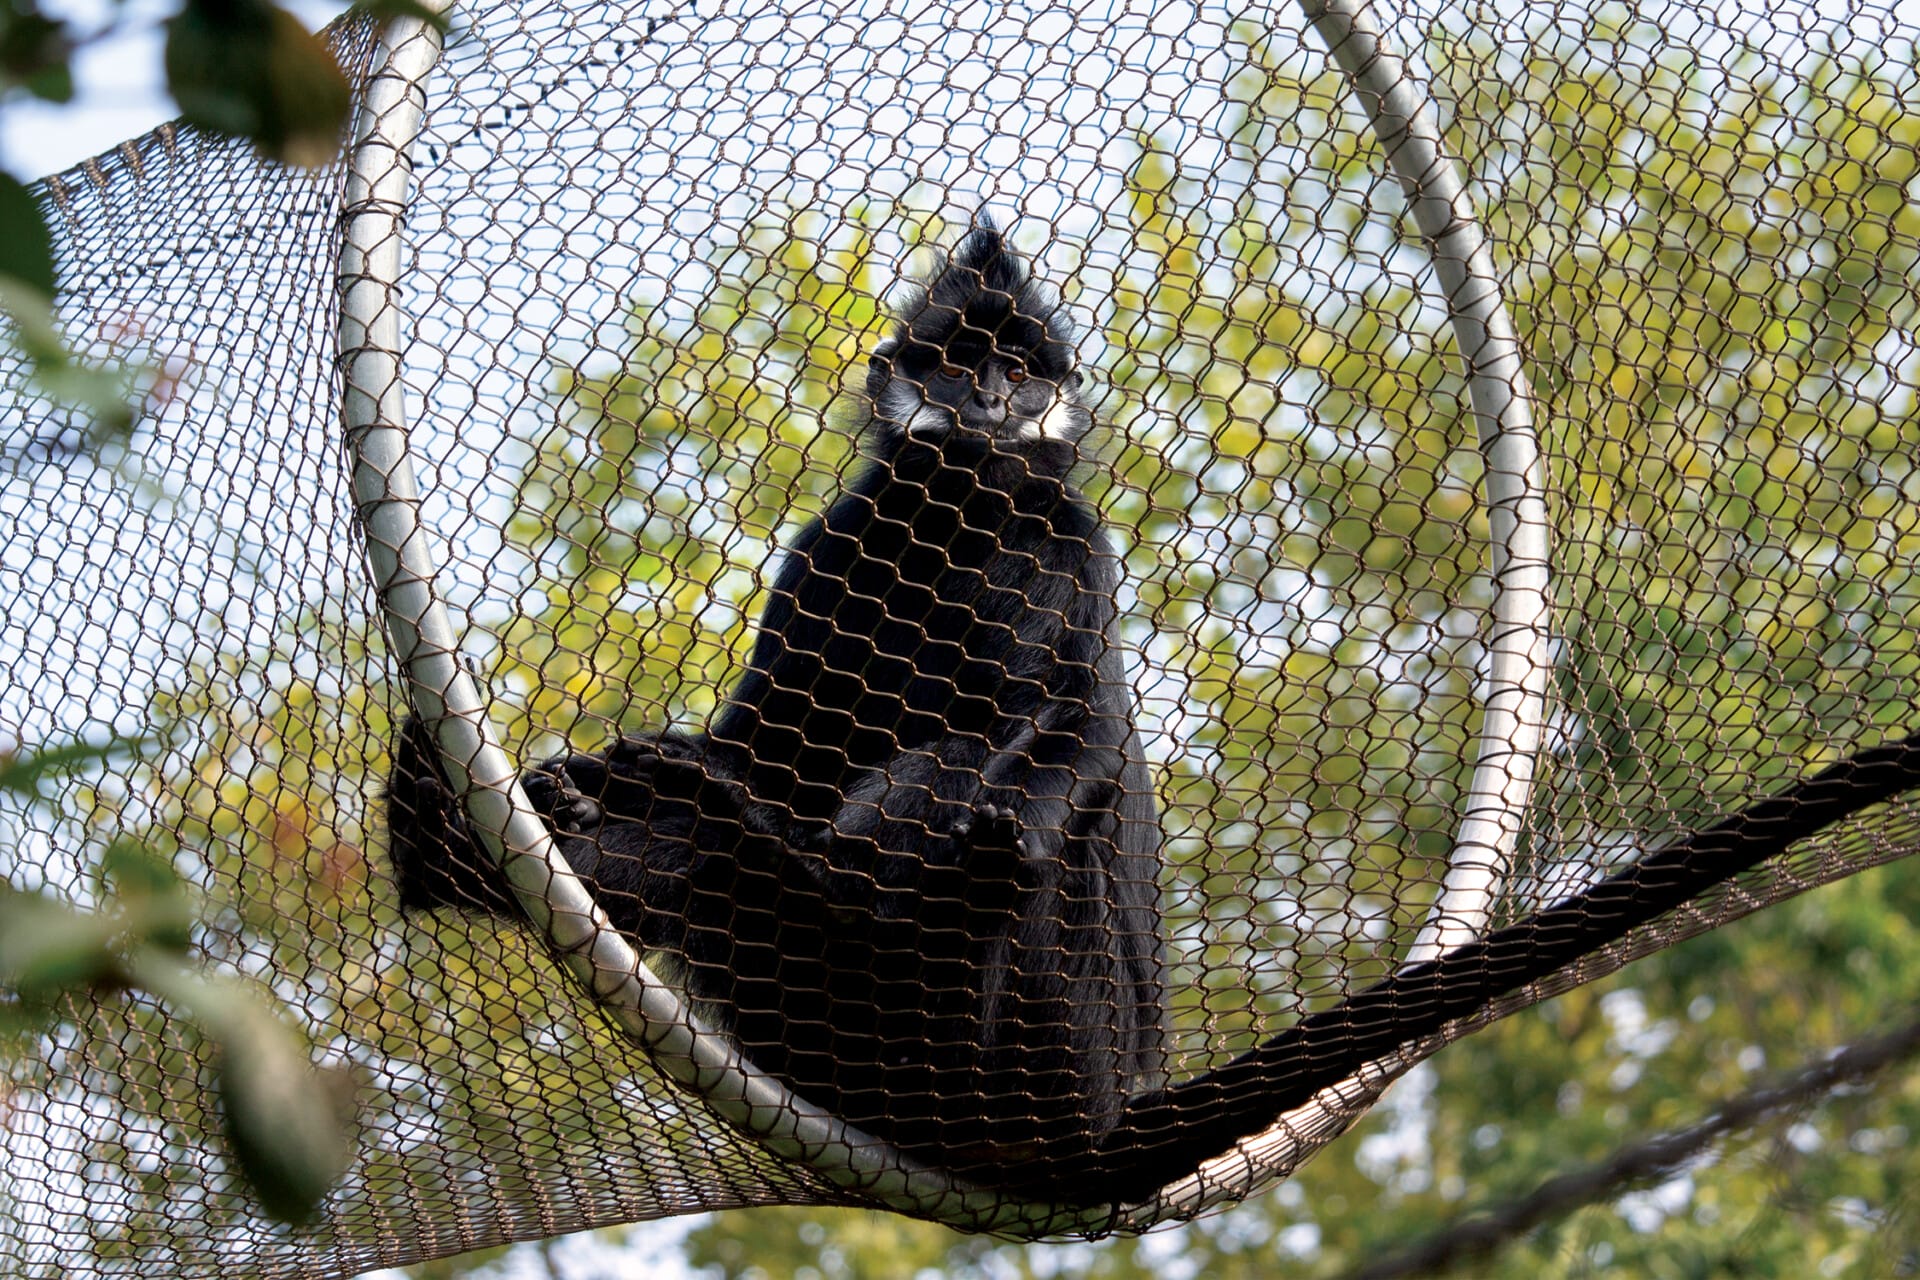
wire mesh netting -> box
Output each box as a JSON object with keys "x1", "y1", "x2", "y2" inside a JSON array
[{"x1": 3, "y1": 0, "x2": 1920, "y2": 1272}]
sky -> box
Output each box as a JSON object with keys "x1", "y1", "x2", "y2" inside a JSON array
[{"x1": 14, "y1": 0, "x2": 1920, "y2": 184}]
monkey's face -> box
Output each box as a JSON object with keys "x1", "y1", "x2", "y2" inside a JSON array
[
  {"x1": 870, "y1": 334, "x2": 1090, "y2": 447},
  {"x1": 866, "y1": 229, "x2": 1095, "y2": 450}
]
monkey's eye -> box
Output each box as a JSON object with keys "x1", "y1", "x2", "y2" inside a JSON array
[
  {"x1": 939, "y1": 362, "x2": 968, "y2": 380},
  {"x1": 1005, "y1": 364, "x2": 1027, "y2": 384}
]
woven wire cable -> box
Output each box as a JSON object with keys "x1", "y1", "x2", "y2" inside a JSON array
[{"x1": 1, "y1": 0, "x2": 1918, "y2": 1273}]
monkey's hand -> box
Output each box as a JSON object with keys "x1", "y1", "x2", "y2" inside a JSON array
[
  {"x1": 961, "y1": 802, "x2": 1073, "y2": 895},
  {"x1": 385, "y1": 714, "x2": 515, "y2": 916},
  {"x1": 522, "y1": 759, "x2": 605, "y2": 835},
  {"x1": 927, "y1": 802, "x2": 1032, "y2": 919},
  {"x1": 522, "y1": 732, "x2": 742, "y2": 839},
  {"x1": 953, "y1": 801, "x2": 1025, "y2": 860},
  {"x1": 952, "y1": 802, "x2": 1029, "y2": 871}
]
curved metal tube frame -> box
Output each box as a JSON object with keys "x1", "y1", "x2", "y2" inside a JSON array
[
  {"x1": 333, "y1": 4, "x2": 1122, "y2": 1238},
  {"x1": 1306, "y1": 1, "x2": 1554, "y2": 964},
  {"x1": 338, "y1": 0, "x2": 1547, "y2": 1233},
  {"x1": 1148, "y1": 0, "x2": 1554, "y2": 1214}
]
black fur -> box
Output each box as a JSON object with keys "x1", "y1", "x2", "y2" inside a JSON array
[{"x1": 387, "y1": 224, "x2": 1169, "y2": 1194}]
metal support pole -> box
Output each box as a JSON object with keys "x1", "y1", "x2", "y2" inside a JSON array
[
  {"x1": 1148, "y1": 0, "x2": 1554, "y2": 1213},
  {"x1": 1300, "y1": 0, "x2": 1554, "y2": 966},
  {"x1": 330, "y1": 4, "x2": 1123, "y2": 1233}
]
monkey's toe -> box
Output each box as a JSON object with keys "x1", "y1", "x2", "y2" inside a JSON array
[{"x1": 976, "y1": 804, "x2": 1024, "y2": 849}]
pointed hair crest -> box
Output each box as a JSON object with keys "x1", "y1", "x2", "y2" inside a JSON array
[{"x1": 887, "y1": 218, "x2": 1075, "y2": 352}]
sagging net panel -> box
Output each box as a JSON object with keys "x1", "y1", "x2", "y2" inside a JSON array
[{"x1": 1, "y1": 0, "x2": 1918, "y2": 1272}]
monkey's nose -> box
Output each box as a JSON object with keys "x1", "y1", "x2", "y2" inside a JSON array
[{"x1": 972, "y1": 388, "x2": 1008, "y2": 423}]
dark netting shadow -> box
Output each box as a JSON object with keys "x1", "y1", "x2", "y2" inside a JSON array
[{"x1": 3, "y1": 0, "x2": 1919, "y2": 1272}]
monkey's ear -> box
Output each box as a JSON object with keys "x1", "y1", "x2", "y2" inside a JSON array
[{"x1": 866, "y1": 339, "x2": 899, "y2": 400}]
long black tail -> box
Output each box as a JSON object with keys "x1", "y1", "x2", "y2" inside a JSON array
[{"x1": 1080, "y1": 726, "x2": 1920, "y2": 1206}]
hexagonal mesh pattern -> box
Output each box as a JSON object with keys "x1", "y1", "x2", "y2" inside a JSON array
[{"x1": 4, "y1": 0, "x2": 1919, "y2": 1273}]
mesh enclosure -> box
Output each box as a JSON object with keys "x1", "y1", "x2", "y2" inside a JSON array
[{"x1": 3, "y1": 0, "x2": 1920, "y2": 1272}]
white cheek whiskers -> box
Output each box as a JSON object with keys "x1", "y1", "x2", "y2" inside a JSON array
[
  {"x1": 906, "y1": 403, "x2": 954, "y2": 436},
  {"x1": 1029, "y1": 396, "x2": 1084, "y2": 442},
  {"x1": 876, "y1": 384, "x2": 949, "y2": 437}
]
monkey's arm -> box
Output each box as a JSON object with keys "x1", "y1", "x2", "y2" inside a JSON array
[
  {"x1": 793, "y1": 693, "x2": 1152, "y2": 944},
  {"x1": 848, "y1": 798, "x2": 1028, "y2": 923}
]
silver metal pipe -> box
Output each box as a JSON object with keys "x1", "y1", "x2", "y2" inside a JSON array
[
  {"x1": 1141, "y1": 0, "x2": 1556, "y2": 1214},
  {"x1": 330, "y1": 5, "x2": 1123, "y2": 1232},
  {"x1": 1299, "y1": 0, "x2": 1554, "y2": 965}
]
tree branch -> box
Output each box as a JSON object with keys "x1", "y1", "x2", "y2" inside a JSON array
[{"x1": 1343, "y1": 1011, "x2": 1920, "y2": 1280}]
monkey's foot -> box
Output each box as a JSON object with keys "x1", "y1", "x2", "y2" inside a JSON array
[
  {"x1": 958, "y1": 803, "x2": 1026, "y2": 858},
  {"x1": 390, "y1": 717, "x2": 470, "y2": 839},
  {"x1": 385, "y1": 715, "x2": 509, "y2": 915}
]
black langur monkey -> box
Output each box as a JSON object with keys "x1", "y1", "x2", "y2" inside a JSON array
[{"x1": 387, "y1": 223, "x2": 1169, "y2": 1194}]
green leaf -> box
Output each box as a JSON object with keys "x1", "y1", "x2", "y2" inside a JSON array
[
  {"x1": 165, "y1": 0, "x2": 352, "y2": 168},
  {"x1": 100, "y1": 840, "x2": 195, "y2": 954},
  {"x1": 0, "y1": 733, "x2": 145, "y2": 797},
  {"x1": 0, "y1": 281, "x2": 141, "y2": 439},
  {"x1": 209, "y1": 998, "x2": 356, "y2": 1223},
  {"x1": 0, "y1": 173, "x2": 56, "y2": 296},
  {"x1": 128, "y1": 954, "x2": 357, "y2": 1224},
  {"x1": 20, "y1": 58, "x2": 70, "y2": 103},
  {"x1": 0, "y1": 893, "x2": 120, "y2": 1000},
  {"x1": 0, "y1": 8, "x2": 74, "y2": 103},
  {"x1": 101, "y1": 840, "x2": 185, "y2": 899}
]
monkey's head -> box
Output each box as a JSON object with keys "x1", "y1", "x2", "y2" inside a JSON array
[{"x1": 866, "y1": 223, "x2": 1093, "y2": 459}]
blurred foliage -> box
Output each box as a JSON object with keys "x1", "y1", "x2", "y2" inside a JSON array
[
  {"x1": 0, "y1": 0, "x2": 447, "y2": 459},
  {"x1": 0, "y1": 741, "x2": 353, "y2": 1225},
  {"x1": 0, "y1": 0, "x2": 439, "y2": 1246},
  {"x1": 163, "y1": 0, "x2": 353, "y2": 169},
  {"x1": 163, "y1": 0, "x2": 449, "y2": 167}
]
